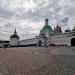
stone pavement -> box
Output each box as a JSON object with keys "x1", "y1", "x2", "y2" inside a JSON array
[
  {"x1": 51, "y1": 46, "x2": 75, "y2": 75},
  {"x1": 52, "y1": 55, "x2": 75, "y2": 75},
  {"x1": 0, "y1": 47, "x2": 75, "y2": 75},
  {"x1": 50, "y1": 46, "x2": 75, "y2": 55}
]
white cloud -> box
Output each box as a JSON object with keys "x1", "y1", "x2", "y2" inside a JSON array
[{"x1": 0, "y1": 0, "x2": 75, "y2": 40}]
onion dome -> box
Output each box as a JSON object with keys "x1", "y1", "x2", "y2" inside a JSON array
[
  {"x1": 54, "y1": 24, "x2": 62, "y2": 33},
  {"x1": 42, "y1": 18, "x2": 52, "y2": 30},
  {"x1": 10, "y1": 29, "x2": 19, "y2": 38}
]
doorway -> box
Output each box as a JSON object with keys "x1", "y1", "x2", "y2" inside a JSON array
[
  {"x1": 38, "y1": 41, "x2": 42, "y2": 47},
  {"x1": 71, "y1": 38, "x2": 75, "y2": 46}
]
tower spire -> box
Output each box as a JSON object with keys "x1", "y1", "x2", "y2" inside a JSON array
[{"x1": 14, "y1": 28, "x2": 17, "y2": 34}]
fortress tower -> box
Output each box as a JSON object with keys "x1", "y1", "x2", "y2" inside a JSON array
[{"x1": 10, "y1": 29, "x2": 20, "y2": 47}]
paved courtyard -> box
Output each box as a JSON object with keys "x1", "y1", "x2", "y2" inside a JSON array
[{"x1": 0, "y1": 46, "x2": 75, "y2": 75}]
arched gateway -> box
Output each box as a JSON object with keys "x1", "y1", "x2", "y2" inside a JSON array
[
  {"x1": 38, "y1": 41, "x2": 42, "y2": 47},
  {"x1": 71, "y1": 38, "x2": 75, "y2": 46}
]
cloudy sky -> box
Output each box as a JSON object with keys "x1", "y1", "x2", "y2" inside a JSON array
[{"x1": 0, "y1": 0, "x2": 75, "y2": 40}]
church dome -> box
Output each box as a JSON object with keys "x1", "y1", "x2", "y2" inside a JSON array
[
  {"x1": 43, "y1": 24, "x2": 52, "y2": 30},
  {"x1": 42, "y1": 18, "x2": 52, "y2": 30},
  {"x1": 10, "y1": 29, "x2": 19, "y2": 39}
]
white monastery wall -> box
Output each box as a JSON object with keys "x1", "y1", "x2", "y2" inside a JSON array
[{"x1": 20, "y1": 38, "x2": 38, "y2": 45}]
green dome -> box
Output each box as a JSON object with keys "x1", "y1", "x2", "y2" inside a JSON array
[{"x1": 43, "y1": 24, "x2": 52, "y2": 30}]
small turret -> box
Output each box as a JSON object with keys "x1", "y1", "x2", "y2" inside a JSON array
[
  {"x1": 65, "y1": 28, "x2": 71, "y2": 32},
  {"x1": 72, "y1": 26, "x2": 75, "y2": 32}
]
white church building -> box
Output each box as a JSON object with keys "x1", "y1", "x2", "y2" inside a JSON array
[{"x1": 10, "y1": 18, "x2": 75, "y2": 47}]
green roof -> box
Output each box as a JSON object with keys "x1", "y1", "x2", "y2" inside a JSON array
[{"x1": 43, "y1": 24, "x2": 52, "y2": 30}]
